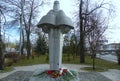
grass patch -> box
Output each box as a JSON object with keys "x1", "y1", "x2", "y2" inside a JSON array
[
  {"x1": 13, "y1": 55, "x2": 49, "y2": 66},
  {"x1": 0, "y1": 67, "x2": 14, "y2": 73},
  {"x1": 62, "y1": 54, "x2": 80, "y2": 64},
  {"x1": 81, "y1": 67, "x2": 108, "y2": 72},
  {"x1": 1, "y1": 54, "x2": 120, "y2": 73},
  {"x1": 62, "y1": 54, "x2": 120, "y2": 70},
  {"x1": 85, "y1": 55, "x2": 120, "y2": 70},
  {"x1": 6, "y1": 54, "x2": 120, "y2": 71}
]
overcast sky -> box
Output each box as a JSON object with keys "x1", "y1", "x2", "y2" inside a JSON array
[
  {"x1": 6, "y1": 0, "x2": 120, "y2": 44},
  {"x1": 40, "y1": 0, "x2": 120, "y2": 43},
  {"x1": 105, "y1": 0, "x2": 120, "y2": 43},
  {"x1": 59, "y1": 0, "x2": 120, "y2": 43}
]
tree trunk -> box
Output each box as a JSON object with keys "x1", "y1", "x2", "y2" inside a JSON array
[
  {"x1": 21, "y1": 29, "x2": 24, "y2": 55},
  {"x1": 0, "y1": 14, "x2": 4, "y2": 70},
  {"x1": 0, "y1": 47, "x2": 4, "y2": 70},
  {"x1": 118, "y1": 57, "x2": 120, "y2": 65},
  {"x1": 0, "y1": 34, "x2": 4, "y2": 70},
  {"x1": 20, "y1": 13, "x2": 24, "y2": 57},
  {"x1": 26, "y1": 33, "x2": 31, "y2": 59},
  {"x1": 0, "y1": 58, "x2": 4, "y2": 70},
  {"x1": 80, "y1": 33, "x2": 85, "y2": 63},
  {"x1": 79, "y1": 0, "x2": 85, "y2": 63},
  {"x1": 92, "y1": 52, "x2": 96, "y2": 70}
]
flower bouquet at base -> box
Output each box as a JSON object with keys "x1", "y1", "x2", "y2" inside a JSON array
[{"x1": 32, "y1": 67, "x2": 80, "y2": 81}]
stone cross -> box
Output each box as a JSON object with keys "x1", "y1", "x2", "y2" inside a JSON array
[{"x1": 37, "y1": 1, "x2": 74, "y2": 70}]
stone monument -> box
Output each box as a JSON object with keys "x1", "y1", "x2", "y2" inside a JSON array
[
  {"x1": 37, "y1": 0, "x2": 74, "y2": 70},
  {"x1": 29, "y1": 1, "x2": 80, "y2": 81}
]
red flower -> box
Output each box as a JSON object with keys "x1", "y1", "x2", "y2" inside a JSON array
[
  {"x1": 63, "y1": 69, "x2": 67, "y2": 73},
  {"x1": 46, "y1": 70, "x2": 52, "y2": 74},
  {"x1": 46, "y1": 68, "x2": 68, "y2": 78}
]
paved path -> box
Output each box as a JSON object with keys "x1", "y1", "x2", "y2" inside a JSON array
[
  {"x1": 97, "y1": 54, "x2": 117, "y2": 63},
  {"x1": 0, "y1": 64, "x2": 120, "y2": 81},
  {"x1": 0, "y1": 64, "x2": 88, "y2": 79},
  {"x1": 100, "y1": 69, "x2": 120, "y2": 81}
]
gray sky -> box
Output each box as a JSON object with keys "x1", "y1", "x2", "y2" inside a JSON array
[
  {"x1": 60, "y1": 0, "x2": 120, "y2": 43},
  {"x1": 105, "y1": 0, "x2": 120, "y2": 43},
  {"x1": 7, "y1": 0, "x2": 120, "y2": 43}
]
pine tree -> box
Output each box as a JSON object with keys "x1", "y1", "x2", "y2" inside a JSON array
[{"x1": 35, "y1": 36, "x2": 48, "y2": 56}]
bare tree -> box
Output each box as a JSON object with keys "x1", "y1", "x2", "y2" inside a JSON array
[
  {"x1": 0, "y1": 8, "x2": 4, "y2": 70},
  {"x1": 78, "y1": 0, "x2": 114, "y2": 63},
  {"x1": 3, "y1": 0, "x2": 49, "y2": 59},
  {"x1": 87, "y1": 11, "x2": 108, "y2": 69},
  {"x1": 22, "y1": 0, "x2": 46, "y2": 59},
  {"x1": 79, "y1": 0, "x2": 85, "y2": 63},
  {"x1": 0, "y1": 4, "x2": 6, "y2": 70},
  {"x1": 3, "y1": 0, "x2": 26, "y2": 57}
]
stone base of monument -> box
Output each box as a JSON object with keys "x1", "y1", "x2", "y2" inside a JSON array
[{"x1": 29, "y1": 68, "x2": 80, "y2": 81}]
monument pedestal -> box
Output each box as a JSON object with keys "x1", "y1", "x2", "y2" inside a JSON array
[{"x1": 29, "y1": 69, "x2": 80, "y2": 81}]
